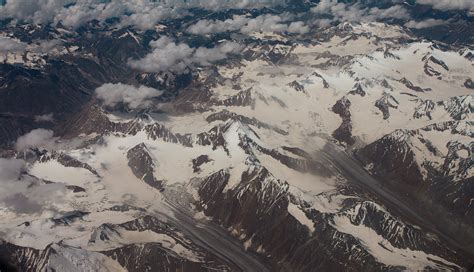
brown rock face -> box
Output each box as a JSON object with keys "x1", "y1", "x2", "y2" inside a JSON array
[
  {"x1": 399, "y1": 77, "x2": 432, "y2": 92},
  {"x1": 332, "y1": 96, "x2": 355, "y2": 146},
  {"x1": 191, "y1": 167, "x2": 398, "y2": 271},
  {"x1": 375, "y1": 93, "x2": 399, "y2": 120},
  {"x1": 192, "y1": 155, "x2": 212, "y2": 173},
  {"x1": 355, "y1": 130, "x2": 423, "y2": 189},
  {"x1": 127, "y1": 143, "x2": 162, "y2": 190},
  {"x1": 354, "y1": 127, "x2": 474, "y2": 254},
  {"x1": 100, "y1": 216, "x2": 235, "y2": 272}
]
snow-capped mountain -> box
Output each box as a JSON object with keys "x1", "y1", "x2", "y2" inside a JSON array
[{"x1": 0, "y1": 2, "x2": 473, "y2": 272}]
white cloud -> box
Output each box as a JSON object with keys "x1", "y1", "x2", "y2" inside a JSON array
[
  {"x1": 0, "y1": 0, "x2": 287, "y2": 29},
  {"x1": 193, "y1": 41, "x2": 244, "y2": 64},
  {"x1": 35, "y1": 40, "x2": 63, "y2": 53},
  {"x1": 34, "y1": 113, "x2": 55, "y2": 122},
  {"x1": 15, "y1": 129, "x2": 57, "y2": 151},
  {"x1": 0, "y1": 36, "x2": 27, "y2": 54},
  {"x1": 288, "y1": 21, "x2": 310, "y2": 34},
  {"x1": 311, "y1": 0, "x2": 410, "y2": 24},
  {"x1": 0, "y1": 37, "x2": 63, "y2": 56},
  {"x1": 52, "y1": 1, "x2": 176, "y2": 29},
  {"x1": 405, "y1": 18, "x2": 449, "y2": 29},
  {"x1": 0, "y1": 158, "x2": 25, "y2": 182},
  {"x1": 241, "y1": 14, "x2": 288, "y2": 33},
  {"x1": 311, "y1": 0, "x2": 338, "y2": 14},
  {"x1": 187, "y1": 15, "x2": 249, "y2": 34},
  {"x1": 0, "y1": 0, "x2": 74, "y2": 25},
  {"x1": 118, "y1": 5, "x2": 181, "y2": 30},
  {"x1": 187, "y1": 14, "x2": 309, "y2": 35},
  {"x1": 369, "y1": 5, "x2": 410, "y2": 20},
  {"x1": 176, "y1": 0, "x2": 286, "y2": 9},
  {"x1": 241, "y1": 14, "x2": 306, "y2": 34},
  {"x1": 52, "y1": 3, "x2": 109, "y2": 29},
  {"x1": 95, "y1": 83, "x2": 163, "y2": 109},
  {"x1": 312, "y1": 18, "x2": 333, "y2": 28},
  {"x1": 128, "y1": 37, "x2": 242, "y2": 73},
  {"x1": 0, "y1": 158, "x2": 68, "y2": 214},
  {"x1": 129, "y1": 36, "x2": 195, "y2": 72},
  {"x1": 416, "y1": 0, "x2": 474, "y2": 11},
  {"x1": 0, "y1": 0, "x2": 467, "y2": 31}
]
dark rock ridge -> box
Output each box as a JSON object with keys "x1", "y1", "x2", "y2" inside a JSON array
[
  {"x1": 191, "y1": 166, "x2": 464, "y2": 271},
  {"x1": 0, "y1": 215, "x2": 234, "y2": 272},
  {"x1": 52, "y1": 210, "x2": 90, "y2": 226},
  {"x1": 348, "y1": 82, "x2": 366, "y2": 97},
  {"x1": 399, "y1": 77, "x2": 432, "y2": 92},
  {"x1": 422, "y1": 55, "x2": 449, "y2": 78},
  {"x1": 355, "y1": 123, "x2": 474, "y2": 252},
  {"x1": 206, "y1": 110, "x2": 288, "y2": 135},
  {"x1": 100, "y1": 216, "x2": 235, "y2": 272},
  {"x1": 192, "y1": 155, "x2": 213, "y2": 173},
  {"x1": 213, "y1": 87, "x2": 255, "y2": 108},
  {"x1": 442, "y1": 95, "x2": 473, "y2": 120},
  {"x1": 241, "y1": 133, "x2": 333, "y2": 177},
  {"x1": 288, "y1": 80, "x2": 305, "y2": 93},
  {"x1": 465, "y1": 79, "x2": 474, "y2": 89},
  {"x1": 311, "y1": 72, "x2": 330, "y2": 88},
  {"x1": 64, "y1": 104, "x2": 193, "y2": 146},
  {"x1": 413, "y1": 98, "x2": 436, "y2": 119},
  {"x1": 196, "y1": 122, "x2": 236, "y2": 154},
  {"x1": 38, "y1": 151, "x2": 100, "y2": 177},
  {"x1": 332, "y1": 96, "x2": 355, "y2": 146},
  {"x1": 0, "y1": 24, "x2": 172, "y2": 146},
  {"x1": 375, "y1": 92, "x2": 399, "y2": 120},
  {"x1": 145, "y1": 123, "x2": 193, "y2": 147},
  {"x1": 127, "y1": 143, "x2": 162, "y2": 190},
  {"x1": 356, "y1": 129, "x2": 424, "y2": 188},
  {"x1": 412, "y1": 95, "x2": 473, "y2": 121}
]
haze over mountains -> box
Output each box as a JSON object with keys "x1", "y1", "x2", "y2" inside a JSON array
[{"x1": 0, "y1": 0, "x2": 473, "y2": 271}]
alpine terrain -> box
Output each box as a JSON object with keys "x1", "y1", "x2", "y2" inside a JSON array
[{"x1": 0, "y1": 0, "x2": 473, "y2": 271}]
